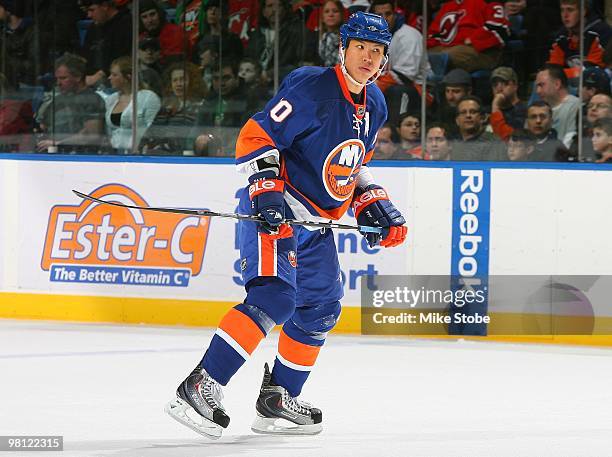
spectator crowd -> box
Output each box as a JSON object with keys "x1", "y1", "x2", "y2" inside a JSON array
[{"x1": 0, "y1": 0, "x2": 610, "y2": 162}]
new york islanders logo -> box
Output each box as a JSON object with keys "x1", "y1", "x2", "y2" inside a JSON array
[
  {"x1": 322, "y1": 139, "x2": 366, "y2": 202},
  {"x1": 288, "y1": 251, "x2": 297, "y2": 268},
  {"x1": 41, "y1": 184, "x2": 211, "y2": 287}
]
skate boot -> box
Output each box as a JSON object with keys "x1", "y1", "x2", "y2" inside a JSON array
[
  {"x1": 251, "y1": 363, "x2": 322, "y2": 435},
  {"x1": 165, "y1": 366, "x2": 230, "y2": 439}
]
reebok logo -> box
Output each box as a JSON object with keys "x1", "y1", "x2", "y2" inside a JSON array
[
  {"x1": 457, "y1": 170, "x2": 483, "y2": 284},
  {"x1": 450, "y1": 167, "x2": 490, "y2": 334}
]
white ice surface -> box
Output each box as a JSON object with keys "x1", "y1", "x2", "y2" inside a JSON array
[{"x1": 1, "y1": 319, "x2": 611, "y2": 457}]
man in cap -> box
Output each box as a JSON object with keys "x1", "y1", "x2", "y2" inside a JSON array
[
  {"x1": 81, "y1": 0, "x2": 132, "y2": 88},
  {"x1": 139, "y1": 0, "x2": 188, "y2": 64},
  {"x1": 138, "y1": 37, "x2": 163, "y2": 96},
  {"x1": 489, "y1": 66, "x2": 527, "y2": 141},
  {"x1": 435, "y1": 68, "x2": 472, "y2": 136},
  {"x1": 581, "y1": 66, "x2": 611, "y2": 112}
]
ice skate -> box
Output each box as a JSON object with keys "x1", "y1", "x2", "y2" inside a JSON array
[
  {"x1": 251, "y1": 363, "x2": 323, "y2": 435},
  {"x1": 165, "y1": 366, "x2": 230, "y2": 440}
]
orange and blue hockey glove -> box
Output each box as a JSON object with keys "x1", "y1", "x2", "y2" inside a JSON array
[
  {"x1": 248, "y1": 171, "x2": 286, "y2": 234},
  {"x1": 352, "y1": 185, "x2": 407, "y2": 248}
]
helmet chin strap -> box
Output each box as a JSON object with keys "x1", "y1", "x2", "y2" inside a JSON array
[{"x1": 339, "y1": 45, "x2": 389, "y2": 89}]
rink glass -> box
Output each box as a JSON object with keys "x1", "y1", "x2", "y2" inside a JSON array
[{"x1": 0, "y1": 0, "x2": 603, "y2": 161}]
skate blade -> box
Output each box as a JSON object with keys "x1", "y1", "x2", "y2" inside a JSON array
[
  {"x1": 251, "y1": 414, "x2": 322, "y2": 436},
  {"x1": 165, "y1": 397, "x2": 223, "y2": 440}
]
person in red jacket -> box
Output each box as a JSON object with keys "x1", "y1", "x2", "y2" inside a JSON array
[
  {"x1": 139, "y1": 0, "x2": 190, "y2": 64},
  {"x1": 427, "y1": 0, "x2": 510, "y2": 72},
  {"x1": 0, "y1": 72, "x2": 32, "y2": 151}
]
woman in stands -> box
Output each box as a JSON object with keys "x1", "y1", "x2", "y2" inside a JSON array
[
  {"x1": 316, "y1": 0, "x2": 346, "y2": 67},
  {"x1": 141, "y1": 61, "x2": 206, "y2": 154},
  {"x1": 104, "y1": 56, "x2": 161, "y2": 154}
]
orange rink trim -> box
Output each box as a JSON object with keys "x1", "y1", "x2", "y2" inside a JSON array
[
  {"x1": 217, "y1": 308, "x2": 265, "y2": 356},
  {"x1": 277, "y1": 329, "x2": 321, "y2": 370},
  {"x1": 2, "y1": 293, "x2": 612, "y2": 348}
]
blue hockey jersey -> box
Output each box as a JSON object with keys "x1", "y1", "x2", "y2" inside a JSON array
[{"x1": 235, "y1": 64, "x2": 387, "y2": 222}]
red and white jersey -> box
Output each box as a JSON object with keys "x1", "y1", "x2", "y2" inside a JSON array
[
  {"x1": 228, "y1": 0, "x2": 259, "y2": 45},
  {"x1": 427, "y1": 0, "x2": 510, "y2": 52}
]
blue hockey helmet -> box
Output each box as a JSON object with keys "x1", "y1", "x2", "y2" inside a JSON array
[{"x1": 339, "y1": 12, "x2": 392, "y2": 52}]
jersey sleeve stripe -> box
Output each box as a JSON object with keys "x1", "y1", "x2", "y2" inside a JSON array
[
  {"x1": 257, "y1": 233, "x2": 278, "y2": 277},
  {"x1": 236, "y1": 118, "x2": 277, "y2": 161},
  {"x1": 363, "y1": 149, "x2": 375, "y2": 165},
  {"x1": 236, "y1": 147, "x2": 278, "y2": 166},
  {"x1": 236, "y1": 148, "x2": 280, "y2": 175}
]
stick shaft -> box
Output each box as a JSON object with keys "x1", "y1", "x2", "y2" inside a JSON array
[{"x1": 72, "y1": 190, "x2": 382, "y2": 234}]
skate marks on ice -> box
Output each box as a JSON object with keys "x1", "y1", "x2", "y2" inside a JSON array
[
  {"x1": 2, "y1": 320, "x2": 612, "y2": 457},
  {"x1": 54, "y1": 427, "x2": 612, "y2": 457},
  {"x1": 60, "y1": 434, "x2": 326, "y2": 457}
]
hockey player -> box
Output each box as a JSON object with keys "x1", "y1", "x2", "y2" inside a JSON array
[{"x1": 165, "y1": 11, "x2": 407, "y2": 439}]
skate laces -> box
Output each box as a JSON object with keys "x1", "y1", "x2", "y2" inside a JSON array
[
  {"x1": 281, "y1": 389, "x2": 311, "y2": 416},
  {"x1": 198, "y1": 373, "x2": 224, "y2": 410}
]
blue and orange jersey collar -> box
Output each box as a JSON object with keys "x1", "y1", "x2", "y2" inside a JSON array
[{"x1": 334, "y1": 64, "x2": 367, "y2": 120}]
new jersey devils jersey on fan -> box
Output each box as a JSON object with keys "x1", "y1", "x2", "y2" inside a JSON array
[
  {"x1": 427, "y1": 0, "x2": 510, "y2": 52},
  {"x1": 235, "y1": 64, "x2": 387, "y2": 222}
]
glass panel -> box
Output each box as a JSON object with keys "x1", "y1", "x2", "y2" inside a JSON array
[
  {"x1": 136, "y1": 0, "x2": 192, "y2": 156},
  {"x1": 140, "y1": 0, "x2": 266, "y2": 157},
  {"x1": 0, "y1": 1, "x2": 45, "y2": 152},
  {"x1": 15, "y1": 1, "x2": 135, "y2": 155},
  {"x1": 412, "y1": 0, "x2": 611, "y2": 163},
  {"x1": 1, "y1": 0, "x2": 608, "y2": 161}
]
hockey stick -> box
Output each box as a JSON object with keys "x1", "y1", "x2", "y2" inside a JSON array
[{"x1": 72, "y1": 190, "x2": 383, "y2": 234}]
